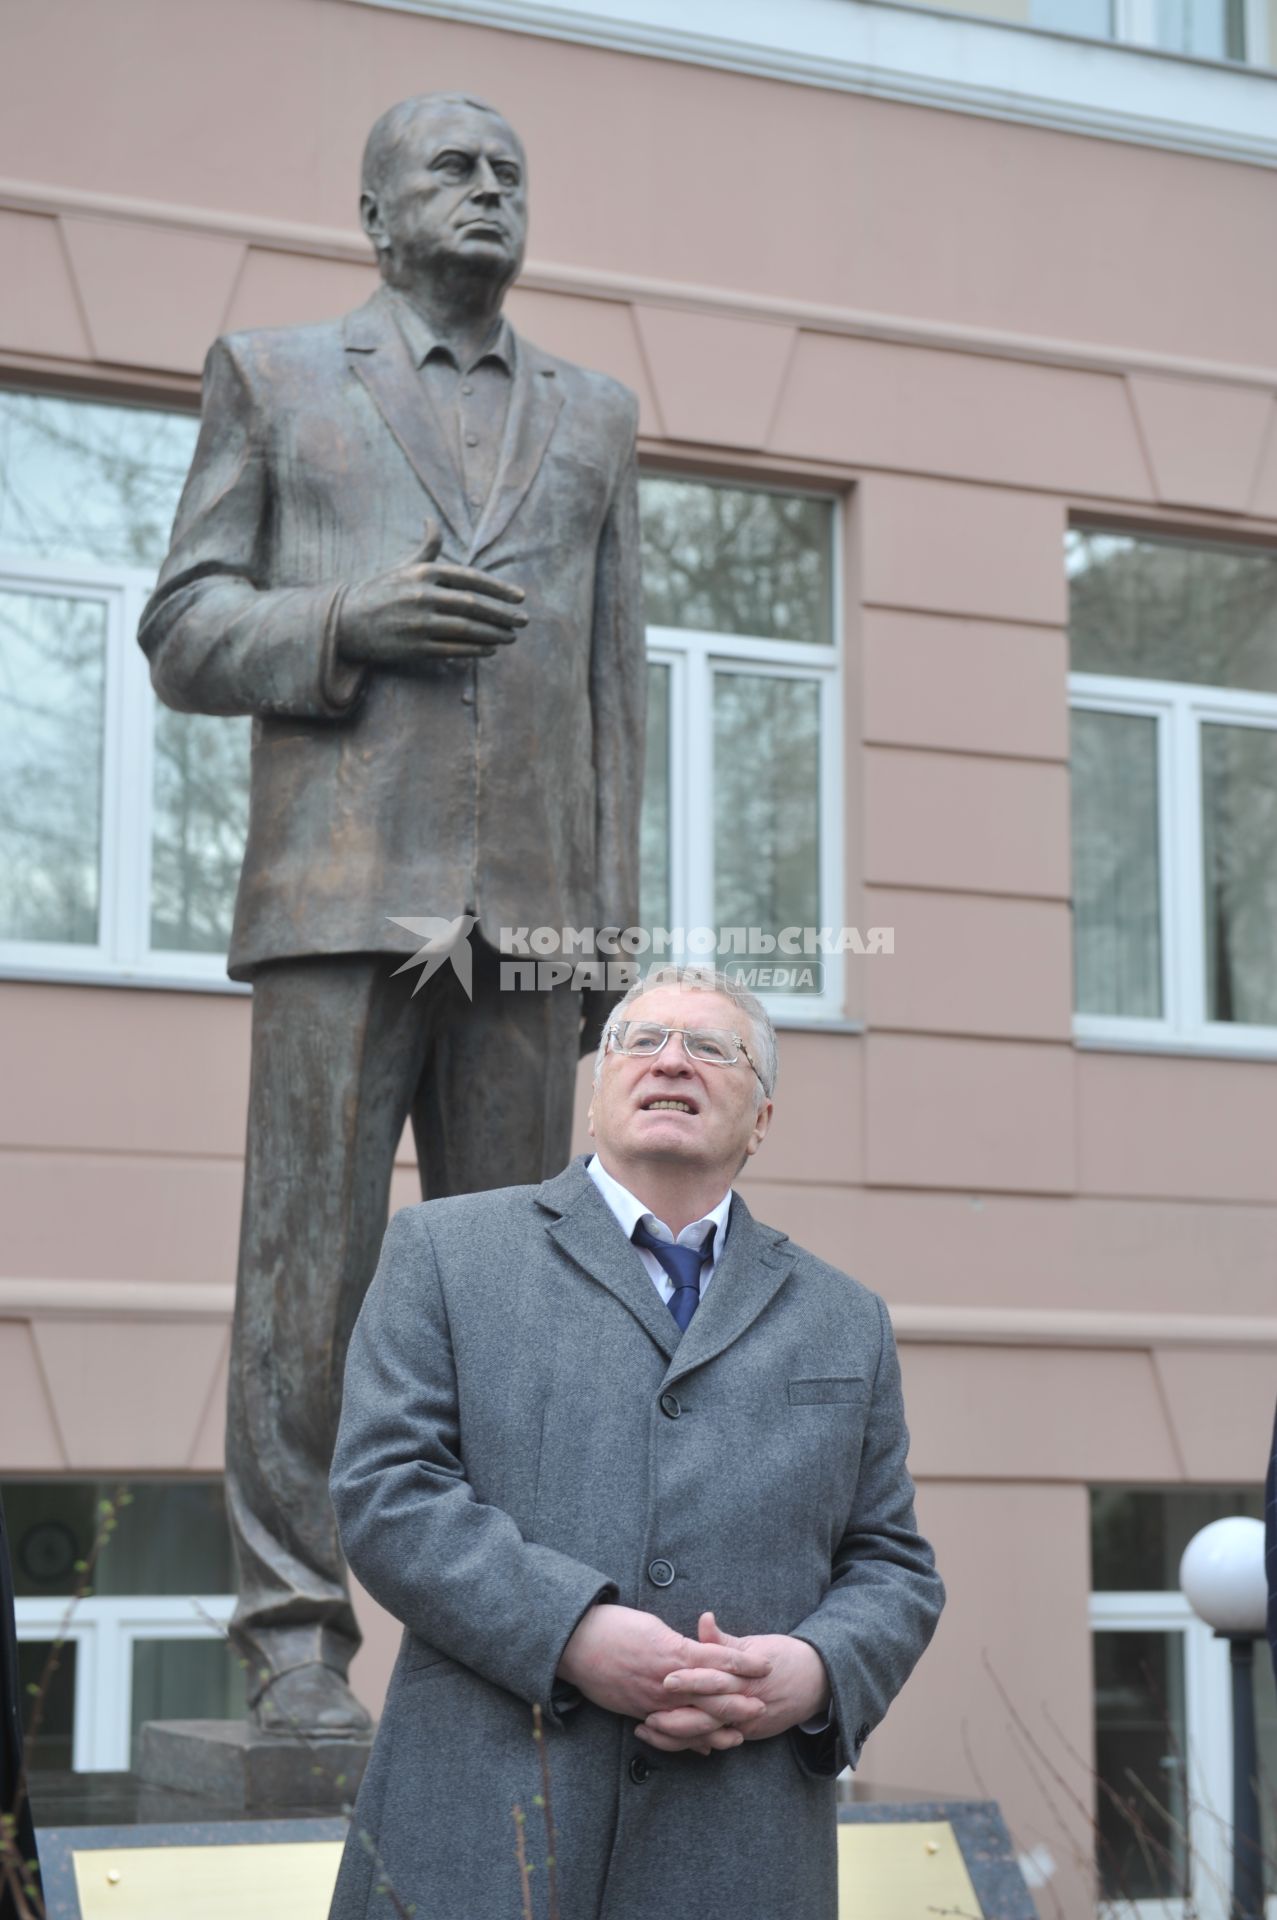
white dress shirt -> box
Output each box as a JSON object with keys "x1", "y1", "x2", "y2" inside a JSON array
[{"x1": 586, "y1": 1154, "x2": 731, "y2": 1308}]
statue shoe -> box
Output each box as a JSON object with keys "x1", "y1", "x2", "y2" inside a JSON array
[{"x1": 250, "y1": 1662, "x2": 374, "y2": 1737}]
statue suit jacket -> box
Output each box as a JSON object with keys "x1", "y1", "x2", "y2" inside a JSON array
[
  {"x1": 328, "y1": 1156, "x2": 944, "y2": 1920},
  {"x1": 139, "y1": 287, "x2": 644, "y2": 978}
]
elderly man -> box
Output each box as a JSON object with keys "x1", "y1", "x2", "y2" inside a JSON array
[
  {"x1": 330, "y1": 965, "x2": 943, "y2": 1920},
  {"x1": 139, "y1": 92, "x2": 644, "y2": 1733}
]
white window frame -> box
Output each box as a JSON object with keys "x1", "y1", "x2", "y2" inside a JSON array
[
  {"x1": 1070, "y1": 671, "x2": 1277, "y2": 1056},
  {"x1": 1110, "y1": 0, "x2": 1269, "y2": 65},
  {"x1": 0, "y1": 551, "x2": 248, "y2": 995},
  {"x1": 645, "y1": 552, "x2": 844, "y2": 1026},
  {"x1": 1089, "y1": 1589, "x2": 1260, "y2": 1920},
  {"x1": 13, "y1": 1592, "x2": 236, "y2": 1772}
]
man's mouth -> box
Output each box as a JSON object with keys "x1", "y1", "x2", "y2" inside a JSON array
[{"x1": 641, "y1": 1098, "x2": 696, "y2": 1114}]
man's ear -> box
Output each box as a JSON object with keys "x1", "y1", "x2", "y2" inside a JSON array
[
  {"x1": 360, "y1": 189, "x2": 388, "y2": 256},
  {"x1": 585, "y1": 1098, "x2": 596, "y2": 1141}
]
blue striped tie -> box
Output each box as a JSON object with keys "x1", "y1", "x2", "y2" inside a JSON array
[{"x1": 632, "y1": 1220, "x2": 713, "y2": 1332}]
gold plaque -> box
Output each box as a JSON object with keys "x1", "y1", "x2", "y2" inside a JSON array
[
  {"x1": 72, "y1": 1841, "x2": 343, "y2": 1920},
  {"x1": 838, "y1": 1820, "x2": 983, "y2": 1919}
]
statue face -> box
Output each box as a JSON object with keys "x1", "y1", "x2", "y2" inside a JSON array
[{"x1": 364, "y1": 101, "x2": 527, "y2": 292}]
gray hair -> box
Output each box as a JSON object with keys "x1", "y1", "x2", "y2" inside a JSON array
[
  {"x1": 361, "y1": 93, "x2": 518, "y2": 205},
  {"x1": 593, "y1": 964, "x2": 778, "y2": 1104}
]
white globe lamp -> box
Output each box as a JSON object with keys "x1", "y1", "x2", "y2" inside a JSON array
[{"x1": 1178, "y1": 1515, "x2": 1268, "y2": 1920}]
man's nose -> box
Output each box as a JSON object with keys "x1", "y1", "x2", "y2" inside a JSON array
[
  {"x1": 654, "y1": 1037, "x2": 694, "y2": 1073},
  {"x1": 471, "y1": 158, "x2": 503, "y2": 201}
]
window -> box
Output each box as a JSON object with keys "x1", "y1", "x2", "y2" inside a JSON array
[
  {"x1": 6, "y1": 1479, "x2": 241, "y2": 1772},
  {"x1": 1031, "y1": 0, "x2": 1253, "y2": 61},
  {"x1": 0, "y1": 395, "x2": 844, "y2": 1018},
  {"x1": 1089, "y1": 1487, "x2": 1276, "y2": 1920},
  {"x1": 639, "y1": 477, "x2": 842, "y2": 1016},
  {"x1": 0, "y1": 389, "x2": 250, "y2": 988},
  {"x1": 1068, "y1": 528, "x2": 1277, "y2": 1051}
]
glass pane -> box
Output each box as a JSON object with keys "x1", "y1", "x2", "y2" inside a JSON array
[
  {"x1": 0, "y1": 391, "x2": 199, "y2": 572},
  {"x1": 1093, "y1": 1630, "x2": 1189, "y2": 1903},
  {"x1": 0, "y1": 589, "x2": 106, "y2": 944},
  {"x1": 1201, "y1": 724, "x2": 1277, "y2": 1027},
  {"x1": 1032, "y1": 0, "x2": 1113, "y2": 35},
  {"x1": 640, "y1": 661, "x2": 670, "y2": 935},
  {"x1": 1068, "y1": 530, "x2": 1277, "y2": 693},
  {"x1": 640, "y1": 479, "x2": 833, "y2": 644},
  {"x1": 1071, "y1": 709, "x2": 1162, "y2": 1017},
  {"x1": 2, "y1": 1482, "x2": 234, "y2": 1599},
  {"x1": 129, "y1": 1639, "x2": 246, "y2": 1770},
  {"x1": 18, "y1": 1639, "x2": 77, "y2": 1772},
  {"x1": 714, "y1": 672, "x2": 820, "y2": 995},
  {"x1": 150, "y1": 708, "x2": 250, "y2": 953},
  {"x1": 1090, "y1": 1486, "x2": 1265, "y2": 1591},
  {"x1": 1153, "y1": 0, "x2": 1244, "y2": 58}
]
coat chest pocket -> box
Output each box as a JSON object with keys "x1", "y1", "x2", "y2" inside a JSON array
[{"x1": 788, "y1": 1377, "x2": 868, "y2": 1405}]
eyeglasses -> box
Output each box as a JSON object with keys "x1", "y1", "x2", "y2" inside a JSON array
[{"x1": 605, "y1": 1021, "x2": 769, "y2": 1092}]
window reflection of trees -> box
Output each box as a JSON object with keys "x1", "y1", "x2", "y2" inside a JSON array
[
  {"x1": 0, "y1": 590, "x2": 105, "y2": 945},
  {"x1": 640, "y1": 478, "x2": 832, "y2": 644},
  {"x1": 1068, "y1": 530, "x2": 1277, "y2": 1029},
  {"x1": 0, "y1": 391, "x2": 250, "y2": 957}
]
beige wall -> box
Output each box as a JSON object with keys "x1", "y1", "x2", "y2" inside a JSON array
[{"x1": 3, "y1": 3, "x2": 1277, "y2": 1908}]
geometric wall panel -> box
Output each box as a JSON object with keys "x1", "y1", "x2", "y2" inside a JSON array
[
  {"x1": 1127, "y1": 372, "x2": 1273, "y2": 513},
  {"x1": 632, "y1": 303, "x2": 795, "y2": 447},
  {"x1": 30, "y1": 1319, "x2": 229, "y2": 1469},
  {"x1": 60, "y1": 217, "x2": 244, "y2": 373},
  {"x1": 506, "y1": 286, "x2": 662, "y2": 435},
  {"x1": 0, "y1": 209, "x2": 93, "y2": 360},
  {"x1": 223, "y1": 247, "x2": 378, "y2": 334}
]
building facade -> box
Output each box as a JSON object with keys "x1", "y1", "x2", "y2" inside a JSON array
[{"x1": 2, "y1": 2, "x2": 1276, "y2": 1914}]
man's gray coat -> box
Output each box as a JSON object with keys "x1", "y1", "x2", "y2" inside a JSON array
[{"x1": 329, "y1": 1157, "x2": 943, "y2": 1920}]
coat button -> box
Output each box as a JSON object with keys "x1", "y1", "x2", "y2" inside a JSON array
[
  {"x1": 647, "y1": 1559, "x2": 675, "y2": 1588},
  {"x1": 628, "y1": 1755, "x2": 652, "y2": 1784},
  {"x1": 461, "y1": 688, "x2": 474, "y2": 706},
  {"x1": 659, "y1": 1393, "x2": 680, "y2": 1419},
  {"x1": 855, "y1": 1722, "x2": 871, "y2": 1746}
]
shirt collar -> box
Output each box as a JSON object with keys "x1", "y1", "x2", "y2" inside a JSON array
[
  {"x1": 586, "y1": 1153, "x2": 731, "y2": 1261},
  {"x1": 388, "y1": 289, "x2": 516, "y2": 375}
]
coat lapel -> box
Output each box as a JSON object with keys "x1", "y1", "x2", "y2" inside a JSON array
[
  {"x1": 537, "y1": 1159, "x2": 678, "y2": 1362},
  {"x1": 343, "y1": 295, "x2": 471, "y2": 548},
  {"x1": 468, "y1": 343, "x2": 563, "y2": 563},
  {"x1": 661, "y1": 1192, "x2": 795, "y2": 1390},
  {"x1": 536, "y1": 1160, "x2": 797, "y2": 1381}
]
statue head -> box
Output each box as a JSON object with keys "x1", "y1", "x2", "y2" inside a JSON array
[{"x1": 359, "y1": 93, "x2": 527, "y2": 300}]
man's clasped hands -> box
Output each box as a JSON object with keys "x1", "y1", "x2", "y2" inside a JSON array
[{"x1": 557, "y1": 1604, "x2": 829, "y2": 1757}]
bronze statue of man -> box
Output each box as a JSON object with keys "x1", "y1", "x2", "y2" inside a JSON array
[{"x1": 140, "y1": 93, "x2": 645, "y2": 1734}]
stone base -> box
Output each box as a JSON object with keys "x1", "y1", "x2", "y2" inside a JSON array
[{"x1": 136, "y1": 1719, "x2": 372, "y2": 1814}]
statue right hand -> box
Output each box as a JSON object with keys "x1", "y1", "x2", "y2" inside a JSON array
[{"x1": 337, "y1": 517, "x2": 528, "y2": 668}]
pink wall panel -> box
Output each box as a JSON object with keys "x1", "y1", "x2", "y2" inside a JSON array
[
  {"x1": 859, "y1": 476, "x2": 1067, "y2": 625},
  {"x1": 1154, "y1": 1348, "x2": 1277, "y2": 1483},
  {"x1": 0, "y1": 210, "x2": 92, "y2": 360},
  {"x1": 1126, "y1": 374, "x2": 1275, "y2": 515},
  {"x1": 864, "y1": 748, "x2": 1071, "y2": 897},
  {"x1": 865, "y1": 1033, "x2": 1076, "y2": 1193},
  {"x1": 1078, "y1": 1051, "x2": 1277, "y2": 1204},
  {"x1": 867, "y1": 1480, "x2": 1095, "y2": 1920},
  {"x1": 29, "y1": 1318, "x2": 228, "y2": 1470},
  {"x1": 863, "y1": 888, "x2": 1072, "y2": 1040},
  {"x1": 6, "y1": 0, "x2": 1277, "y2": 371},
  {"x1": 861, "y1": 608, "x2": 1069, "y2": 762},
  {"x1": 222, "y1": 248, "x2": 378, "y2": 334},
  {"x1": 0, "y1": 1152, "x2": 242, "y2": 1285},
  {"x1": 900, "y1": 1343, "x2": 1181, "y2": 1478},
  {"x1": 59, "y1": 218, "x2": 244, "y2": 373},
  {"x1": 0, "y1": 1323, "x2": 66, "y2": 1469},
  {"x1": 632, "y1": 305, "x2": 795, "y2": 448},
  {"x1": 772, "y1": 330, "x2": 1150, "y2": 498},
  {"x1": 0, "y1": 985, "x2": 251, "y2": 1158}
]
